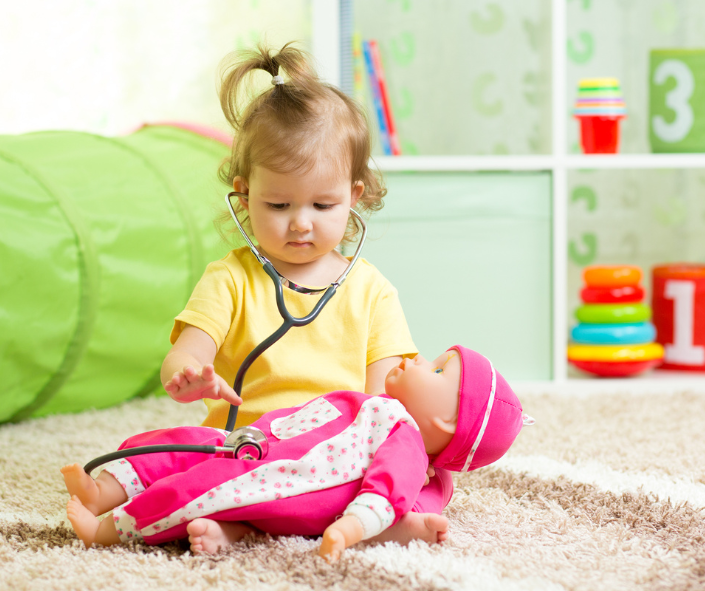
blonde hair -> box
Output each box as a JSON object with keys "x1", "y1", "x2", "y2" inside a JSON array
[{"x1": 217, "y1": 42, "x2": 385, "y2": 244}]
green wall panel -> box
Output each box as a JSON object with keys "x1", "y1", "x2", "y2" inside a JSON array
[{"x1": 358, "y1": 172, "x2": 552, "y2": 380}]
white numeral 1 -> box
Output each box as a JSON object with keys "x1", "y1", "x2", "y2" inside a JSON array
[{"x1": 664, "y1": 280, "x2": 705, "y2": 365}]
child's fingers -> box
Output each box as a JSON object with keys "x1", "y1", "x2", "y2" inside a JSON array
[
  {"x1": 201, "y1": 364, "x2": 215, "y2": 382},
  {"x1": 183, "y1": 366, "x2": 199, "y2": 383},
  {"x1": 219, "y1": 386, "x2": 243, "y2": 406},
  {"x1": 202, "y1": 380, "x2": 241, "y2": 406},
  {"x1": 170, "y1": 372, "x2": 185, "y2": 387}
]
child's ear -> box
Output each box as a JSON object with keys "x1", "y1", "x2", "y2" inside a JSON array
[
  {"x1": 233, "y1": 176, "x2": 249, "y2": 209},
  {"x1": 432, "y1": 416, "x2": 457, "y2": 435},
  {"x1": 351, "y1": 181, "x2": 364, "y2": 208}
]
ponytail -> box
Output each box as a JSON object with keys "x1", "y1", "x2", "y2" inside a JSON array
[{"x1": 216, "y1": 42, "x2": 386, "y2": 245}]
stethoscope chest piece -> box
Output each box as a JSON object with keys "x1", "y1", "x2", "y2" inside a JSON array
[{"x1": 225, "y1": 426, "x2": 269, "y2": 460}]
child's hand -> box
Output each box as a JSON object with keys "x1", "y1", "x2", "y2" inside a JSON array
[
  {"x1": 424, "y1": 465, "x2": 436, "y2": 486},
  {"x1": 164, "y1": 364, "x2": 242, "y2": 406}
]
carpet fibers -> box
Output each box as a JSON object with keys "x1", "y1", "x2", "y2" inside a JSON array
[{"x1": 2, "y1": 390, "x2": 704, "y2": 590}]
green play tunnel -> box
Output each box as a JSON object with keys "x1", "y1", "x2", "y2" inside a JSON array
[{"x1": 0, "y1": 125, "x2": 232, "y2": 422}]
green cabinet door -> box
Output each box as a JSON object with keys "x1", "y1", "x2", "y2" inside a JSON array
[{"x1": 355, "y1": 171, "x2": 552, "y2": 380}]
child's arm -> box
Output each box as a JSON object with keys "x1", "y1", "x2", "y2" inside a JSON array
[
  {"x1": 161, "y1": 325, "x2": 242, "y2": 406},
  {"x1": 365, "y1": 356, "x2": 403, "y2": 394}
]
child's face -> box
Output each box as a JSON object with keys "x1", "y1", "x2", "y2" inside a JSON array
[
  {"x1": 235, "y1": 163, "x2": 363, "y2": 268},
  {"x1": 384, "y1": 351, "x2": 461, "y2": 454}
]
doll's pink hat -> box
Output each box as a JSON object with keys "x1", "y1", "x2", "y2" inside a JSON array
[{"x1": 431, "y1": 345, "x2": 527, "y2": 472}]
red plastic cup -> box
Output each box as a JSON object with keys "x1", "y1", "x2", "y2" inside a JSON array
[
  {"x1": 576, "y1": 115, "x2": 624, "y2": 154},
  {"x1": 652, "y1": 264, "x2": 705, "y2": 371}
]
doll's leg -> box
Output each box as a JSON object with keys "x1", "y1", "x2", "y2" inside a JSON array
[
  {"x1": 66, "y1": 496, "x2": 121, "y2": 548},
  {"x1": 186, "y1": 519, "x2": 259, "y2": 554},
  {"x1": 61, "y1": 464, "x2": 127, "y2": 516}
]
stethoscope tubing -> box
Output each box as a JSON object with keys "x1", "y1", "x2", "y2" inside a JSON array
[{"x1": 83, "y1": 193, "x2": 367, "y2": 474}]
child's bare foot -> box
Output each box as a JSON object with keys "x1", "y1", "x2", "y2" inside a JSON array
[
  {"x1": 187, "y1": 518, "x2": 257, "y2": 554},
  {"x1": 66, "y1": 496, "x2": 101, "y2": 548},
  {"x1": 61, "y1": 464, "x2": 101, "y2": 514},
  {"x1": 370, "y1": 512, "x2": 449, "y2": 545}
]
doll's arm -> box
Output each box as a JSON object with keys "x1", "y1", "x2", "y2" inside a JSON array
[
  {"x1": 161, "y1": 325, "x2": 241, "y2": 406},
  {"x1": 318, "y1": 423, "x2": 427, "y2": 561}
]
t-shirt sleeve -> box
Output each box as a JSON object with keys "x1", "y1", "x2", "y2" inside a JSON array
[
  {"x1": 170, "y1": 260, "x2": 236, "y2": 349},
  {"x1": 366, "y1": 279, "x2": 418, "y2": 365}
]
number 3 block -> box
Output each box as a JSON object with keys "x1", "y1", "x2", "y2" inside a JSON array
[{"x1": 649, "y1": 49, "x2": 705, "y2": 152}]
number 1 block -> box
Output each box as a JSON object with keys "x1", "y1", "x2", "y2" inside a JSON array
[
  {"x1": 652, "y1": 265, "x2": 705, "y2": 371},
  {"x1": 649, "y1": 49, "x2": 705, "y2": 153}
]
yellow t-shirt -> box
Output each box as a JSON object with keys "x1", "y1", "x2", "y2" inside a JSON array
[{"x1": 171, "y1": 247, "x2": 417, "y2": 429}]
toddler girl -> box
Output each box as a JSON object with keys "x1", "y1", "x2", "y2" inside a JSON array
[{"x1": 159, "y1": 43, "x2": 450, "y2": 544}]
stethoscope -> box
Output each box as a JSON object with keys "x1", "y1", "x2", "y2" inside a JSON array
[{"x1": 83, "y1": 191, "x2": 367, "y2": 475}]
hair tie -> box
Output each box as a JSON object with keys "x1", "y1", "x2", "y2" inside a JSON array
[{"x1": 271, "y1": 75, "x2": 284, "y2": 86}]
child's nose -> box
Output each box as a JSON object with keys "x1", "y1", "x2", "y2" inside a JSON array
[{"x1": 290, "y1": 211, "x2": 312, "y2": 233}]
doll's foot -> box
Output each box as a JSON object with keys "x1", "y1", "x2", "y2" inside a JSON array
[
  {"x1": 187, "y1": 518, "x2": 257, "y2": 554},
  {"x1": 370, "y1": 512, "x2": 449, "y2": 546},
  {"x1": 66, "y1": 496, "x2": 100, "y2": 548},
  {"x1": 61, "y1": 463, "x2": 102, "y2": 514}
]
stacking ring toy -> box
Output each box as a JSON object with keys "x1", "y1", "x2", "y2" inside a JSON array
[
  {"x1": 575, "y1": 303, "x2": 651, "y2": 324},
  {"x1": 580, "y1": 285, "x2": 645, "y2": 304},
  {"x1": 583, "y1": 265, "x2": 641, "y2": 287},
  {"x1": 570, "y1": 322, "x2": 656, "y2": 345},
  {"x1": 570, "y1": 358, "x2": 662, "y2": 377},
  {"x1": 567, "y1": 342, "x2": 664, "y2": 362}
]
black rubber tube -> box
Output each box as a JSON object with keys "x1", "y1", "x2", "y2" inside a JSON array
[{"x1": 83, "y1": 444, "x2": 219, "y2": 475}]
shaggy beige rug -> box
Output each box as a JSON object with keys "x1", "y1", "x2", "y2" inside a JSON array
[{"x1": 2, "y1": 389, "x2": 705, "y2": 591}]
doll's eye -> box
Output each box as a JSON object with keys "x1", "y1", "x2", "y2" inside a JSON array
[{"x1": 434, "y1": 368, "x2": 443, "y2": 374}]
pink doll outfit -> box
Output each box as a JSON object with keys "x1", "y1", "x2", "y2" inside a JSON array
[{"x1": 104, "y1": 346, "x2": 524, "y2": 545}]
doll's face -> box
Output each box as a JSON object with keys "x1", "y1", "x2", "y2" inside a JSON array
[{"x1": 384, "y1": 350, "x2": 461, "y2": 454}]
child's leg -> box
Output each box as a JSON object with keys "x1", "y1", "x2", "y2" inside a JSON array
[
  {"x1": 369, "y1": 467, "x2": 454, "y2": 545},
  {"x1": 61, "y1": 464, "x2": 127, "y2": 516},
  {"x1": 186, "y1": 519, "x2": 259, "y2": 554},
  {"x1": 66, "y1": 496, "x2": 121, "y2": 548}
]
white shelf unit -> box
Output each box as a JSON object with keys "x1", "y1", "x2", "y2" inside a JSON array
[
  {"x1": 312, "y1": 1, "x2": 705, "y2": 393},
  {"x1": 372, "y1": 154, "x2": 705, "y2": 393}
]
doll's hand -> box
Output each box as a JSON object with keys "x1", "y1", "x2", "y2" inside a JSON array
[
  {"x1": 164, "y1": 364, "x2": 242, "y2": 406},
  {"x1": 319, "y1": 515, "x2": 364, "y2": 563},
  {"x1": 319, "y1": 527, "x2": 346, "y2": 563},
  {"x1": 424, "y1": 465, "x2": 436, "y2": 486}
]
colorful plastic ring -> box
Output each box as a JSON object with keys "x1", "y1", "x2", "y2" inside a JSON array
[
  {"x1": 575, "y1": 303, "x2": 651, "y2": 324},
  {"x1": 567, "y1": 343, "x2": 664, "y2": 362},
  {"x1": 580, "y1": 285, "x2": 644, "y2": 304},
  {"x1": 583, "y1": 265, "x2": 642, "y2": 288},
  {"x1": 570, "y1": 322, "x2": 656, "y2": 345},
  {"x1": 569, "y1": 358, "x2": 662, "y2": 377}
]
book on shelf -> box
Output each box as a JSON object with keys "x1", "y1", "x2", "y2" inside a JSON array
[
  {"x1": 361, "y1": 39, "x2": 401, "y2": 156},
  {"x1": 367, "y1": 40, "x2": 401, "y2": 156}
]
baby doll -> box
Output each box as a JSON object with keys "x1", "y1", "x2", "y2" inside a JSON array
[{"x1": 62, "y1": 345, "x2": 527, "y2": 561}]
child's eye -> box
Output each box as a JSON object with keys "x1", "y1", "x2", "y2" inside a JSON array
[
  {"x1": 314, "y1": 203, "x2": 333, "y2": 210},
  {"x1": 266, "y1": 203, "x2": 287, "y2": 210},
  {"x1": 434, "y1": 368, "x2": 443, "y2": 374}
]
